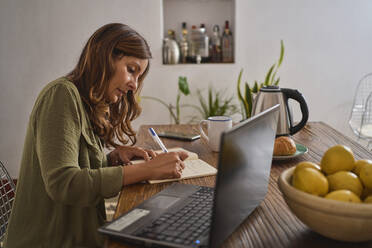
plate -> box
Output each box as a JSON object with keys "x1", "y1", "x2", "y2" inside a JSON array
[{"x1": 273, "y1": 144, "x2": 308, "y2": 161}]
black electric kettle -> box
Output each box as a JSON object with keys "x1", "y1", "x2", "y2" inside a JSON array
[{"x1": 251, "y1": 86, "x2": 309, "y2": 136}]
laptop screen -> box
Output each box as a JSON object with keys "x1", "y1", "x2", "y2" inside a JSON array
[{"x1": 210, "y1": 106, "x2": 279, "y2": 248}]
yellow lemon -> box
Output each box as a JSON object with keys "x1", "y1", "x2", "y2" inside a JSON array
[
  {"x1": 325, "y1": 190, "x2": 361, "y2": 203},
  {"x1": 292, "y1": 167, "x2": 329, "y2": 196},
  {"x1": 320, "y1": 145, "x2": 355, "y2": 175},
  {"x1": 364, "y1": 195, "x2": 372, "y2": 204},
  {"x1": 293, "y1": 161, "x2": 321, "y2": 174},
  {"x1": 327, "y1": 171, "x2": 363, "y2": 197},
  {"x1": 353, "y1": 159, "x2": 372, "y2": 177},
  {"x1": 360, "y1": 163, "x2": 372, "y2": 189}
]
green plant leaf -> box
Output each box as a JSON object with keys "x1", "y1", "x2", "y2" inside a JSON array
[
  {"x1": 252, "y1": 81, "x2": 259, "y2": 93},
  {"x1": 178, "y1": 76, "x2": 190, "y2": 95},
  {"x1": 245, "y1": 83, "x2": 252, "y2": 118},
  {"x1": 270, "y1": 70, "x2": 277, "y2": 86},
  {"x1": 277, "y1": 40, "x2": 285, "y2": 68},
  {"x1": 237, "y1": 69, "x2": 249, "y2": 118},
  {"x1": 223, "y1": 95, "x2": 237, "y2": 116},
  {"x1": 219, "y1": 102, "x2": 228, "y2": 116},
  {"x1": 210, "y1": 89, "x2": 219, "y2": 116},
  {"x1": 264, "y1": 64, "x2": 275, "y2": 86},
  {"x1": 176, "y1": 93, "x2": 181, "y2": 123},
  {"x1": 237, "y1": 70, "x2": 245, "y2": 103},
  {"x1": 275, "y1": 77, "x2": 280, "y2": 85},
  {"x1": 213, "y1": 93, "x2": 220, "y2": 116},
  {"x1": 208, "y1": 87, "x2": 213, "y2": 115}
]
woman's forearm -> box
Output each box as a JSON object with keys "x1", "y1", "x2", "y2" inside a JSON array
[{"x1": 122, "y1": 163, "x2": 151, "y2": 185}]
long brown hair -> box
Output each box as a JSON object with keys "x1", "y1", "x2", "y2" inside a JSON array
[{"x1": 67, "y1": 23, "x2": 152, "y2": 147}]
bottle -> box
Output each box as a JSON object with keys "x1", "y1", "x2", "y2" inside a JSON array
[
  {"x1": 179, "y1": 22, "x2": 189, "y2": 64},
  {"x1": 189, "y1": 24, "x2": 209, "y2": 63},
  {"x1": 189, "y1": 25, "x2": 198, "y2": 62},
  {"x1": 162, "y1": 29, "x2": 180, "y2": 64},
  {"x1": 199, "y1": 24, "x2": 210, "y2": 62},
  {"x1": 210, "y1": 25, "x2": 222, "y2": 63},
  {"x1": 222, "y1": 20, "x2": 234, "y2": 63}
]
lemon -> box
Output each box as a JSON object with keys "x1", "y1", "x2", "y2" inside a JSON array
[
  {"x1": 325, "y1": 190, "x2": 361, "y2": 203},
  {"x1": 353, "y1": 159, "x2": 372, "y2": 177},
  {"x1": 360, "y1": 163, "x2": 372, "y2": 189},
  {"x1": 292, "y1": 167, "x2": 329, "y2": 196},
  {"x1": 364, "y1": 195, "x2": 372, "y2": 204},
  {"x1": 294, "y1": 161, "x2": 321, "y2": 174},
  {"x1": 327, "y1": 171, "x2": 363, "y2": 197},
  {"x1": 320, "y1": 145, "x2": 355, "y2": 175}
]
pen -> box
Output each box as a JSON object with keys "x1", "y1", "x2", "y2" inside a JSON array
[{"x1": 148, "y1": 128, "x2": 168, "y2": 153}]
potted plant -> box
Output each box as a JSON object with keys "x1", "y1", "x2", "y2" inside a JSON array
[
  {"x1": 237, "y1": 40, "x2": 285, "y2": 119},
  {"x1": 190, "y1": 86, "x2": 239, "y2": 122}
]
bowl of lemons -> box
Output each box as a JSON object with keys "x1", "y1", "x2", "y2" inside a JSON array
[{"x1": 278, "y1": 145, "x2": 372, "y2": 242}]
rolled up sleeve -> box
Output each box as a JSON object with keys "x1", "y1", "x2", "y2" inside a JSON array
[{"x1": 35, "y1": 84, "x2": 123, "y2": 207}]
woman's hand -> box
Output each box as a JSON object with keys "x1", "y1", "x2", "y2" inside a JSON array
[
  {"x1": 121, "y1": 151, "x2": 189, "y2": 185},
  {"x1": 145, "y1": 151, "x2": 189, "y2": 180},
  {"x1": 108, "y1": 146, "x2": 157, "y2": 166}
]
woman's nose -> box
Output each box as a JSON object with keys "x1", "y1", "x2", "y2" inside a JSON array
[{"x1": 128, "y1": 77, "x2": 138, "y2": 91}]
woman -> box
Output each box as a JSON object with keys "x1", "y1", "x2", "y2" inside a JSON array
[{"x1": 5, "y1": 23, "x2": 188, "y2": 247}]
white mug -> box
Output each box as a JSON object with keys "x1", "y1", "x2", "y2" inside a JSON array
[{"x1": 199, "y1": 116, "x2": 233, "y2": 152}]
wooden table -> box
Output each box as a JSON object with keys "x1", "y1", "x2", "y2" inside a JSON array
[{"x1": 106, "y1": 122, "x2": 372, "y2": 248}]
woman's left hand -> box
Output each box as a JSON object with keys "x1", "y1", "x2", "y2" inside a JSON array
[{"x1": 108, "y1": 146, "x2": 157, "y2": 166}]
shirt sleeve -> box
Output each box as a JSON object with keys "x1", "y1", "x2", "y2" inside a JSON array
[{"x1": 35, "y1": 83, "x2": 123, "y2": 207}]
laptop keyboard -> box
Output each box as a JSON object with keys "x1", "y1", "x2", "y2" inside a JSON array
[{"x1": 137, "y1": 186, "x2": 214, "y2": 246}]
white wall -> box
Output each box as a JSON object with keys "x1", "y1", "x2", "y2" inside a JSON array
[{"x1": 1, "y1": 0, "x2": 372, "y2": 177}]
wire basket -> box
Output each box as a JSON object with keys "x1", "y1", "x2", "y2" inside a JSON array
[{"x1": 0, "y1": 161, "x2": 16, "y2": 242}]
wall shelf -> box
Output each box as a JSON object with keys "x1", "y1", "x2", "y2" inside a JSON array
[{"x1": 162, "y1": 0, "x2": 236, "y2": 65}]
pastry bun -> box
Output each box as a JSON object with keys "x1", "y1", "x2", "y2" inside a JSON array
[{"x1": 273, "y1": 136, "x2": 296, "y2": 156}]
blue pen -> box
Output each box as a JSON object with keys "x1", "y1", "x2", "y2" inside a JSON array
[{"x1": 148, "y1": 128, "x2": 168, "y2": 153}]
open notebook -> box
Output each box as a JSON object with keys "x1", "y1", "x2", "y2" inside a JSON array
[{"x1": 131, "y1": 147, "x2": 217, "y2": 184}]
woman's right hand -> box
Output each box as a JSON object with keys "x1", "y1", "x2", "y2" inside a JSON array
[
  {"x1": 146, "y1": 151, "x2": 188, "y2": 180},
  {"x1": 121, "y1": 151, "x2": 188, "y2": 185}
]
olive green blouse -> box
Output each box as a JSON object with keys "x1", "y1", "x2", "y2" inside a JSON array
[{"x1": 4, "y1": 78, "x2": 123, "y2": 247}]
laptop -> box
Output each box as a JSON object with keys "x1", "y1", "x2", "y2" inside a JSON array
[{"x1": 98, "y1": 105, "x2": 279, "y2": 248}]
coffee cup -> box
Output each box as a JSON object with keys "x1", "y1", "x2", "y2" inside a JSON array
[{"x1": 199, "y1": 116, "x2": 232, "y2": 152}]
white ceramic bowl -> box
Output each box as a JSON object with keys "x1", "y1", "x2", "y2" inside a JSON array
[{"x1": 278, "y1": 167, "x2": 372, "y2": 242}]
